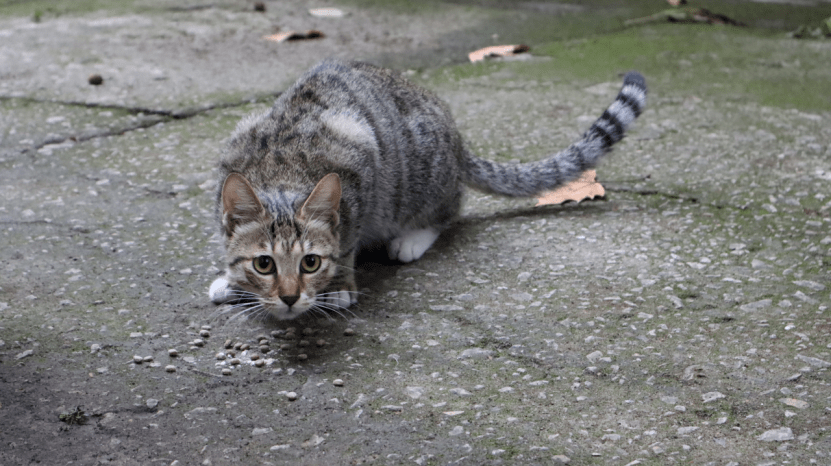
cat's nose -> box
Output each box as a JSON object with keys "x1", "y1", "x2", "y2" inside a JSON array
[{"x1": 280, "y1": 295, "x2": 300, "y2": 307}]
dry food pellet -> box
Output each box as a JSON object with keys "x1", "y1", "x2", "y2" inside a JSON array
[
  {"x1": 286, "y1": 392, "x2": 298, "y2": 401},
  {"x1": 224, "y1": 339, "x2": 233, "y2": 349},
  {"x1": 259, "y1": 339, "x2": 270, "y2": 346},
  {"x1": 192, "y1": 339, "x2": 204, "y2": 347},
  {"x1": 270, "y1": 330, "x2": 283, "y2": 338},
  {"x1": 298, "y1": 340, "x2": 309, "y2": 347},
  {"x1": 250, "y1": 353, "x2": 260, "y2": 361},
  {"x1": 302, "y1": 328, "x2": 314, "y2": 336},
  {"x1": 260, "y1": 345, "x2": 271, "y2": 353},
  {"x1": 254, "y1": 359, "x2": 265, "y2": 367},
  {"x1": 199, "y1": 330, "x2": 210, "y2": 338},
  {"x1": 344, "y1": 328, "x2": 355, "y2": 336},
  {"x1": 280, "y1": 344, "x2": 291, "y2": 351},
  {"x1": 168, "y1": 349, "x2": 178, "y2": 357},
  {"x1": 226, "y1": 350, "x2": 236, "y2": 357},
  {"x1": 222, "y1": 368, "x2": 232, "y2": 376},
  {"x1": 333, "y1": 379, "x2": 344, "y2": 387},
  {"x1": 230, "y1": 358, "x2": 241, "y2": 366},
  {"x1": 240, "y1": 343, "x2": 250, "y2": 351},
  {"x1": 215, "y1": 352, "x2": 226, "y2": 361},
  {"x1": 316, "y1": 339, "x2": 326, "y2": 347},
  {"x1": 142, "y1": 355, "x2": 154, "y2": 363},
  {"x1": 201, "y1": 325, "x2": 212, "y2": 330},
  {"x1": 165, "y1": 365, "x2": 176, "y2": 373},
  {"x1": 256, "y1": 334, "x2": 268, "y2": 342},
  {"x1": 133, "y1": 355, "x2": 143, "y2": 364},
  {"x1": 297, "y1": 354, "x2": 308, "y2": 361}
]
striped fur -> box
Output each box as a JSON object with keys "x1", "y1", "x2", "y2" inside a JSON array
[{"x1": 212, "y1": 60, "x2": 646, "y2": 318}]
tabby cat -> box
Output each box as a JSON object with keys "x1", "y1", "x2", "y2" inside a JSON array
[{"x1": 209, "y1": 59, "x2": 646, "y2": 320}]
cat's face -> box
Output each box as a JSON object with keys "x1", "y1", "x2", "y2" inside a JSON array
[{"x1": 220, "y1": 173, "x2": 341, "y2": 320}]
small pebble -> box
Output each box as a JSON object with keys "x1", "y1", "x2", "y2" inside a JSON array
[
  {"x1": 146, "y1": 398, "x2": 159, "y2": 409},
  {"x1": 284, "y1": 332, "x2": 296, "y2": 340},
  {"x1": 316, "y1": 339, "x2": 326, "y2": 347},
  {"x1": 333, "y1": 379, "x2": 344, "y2": 386},
  {"x1": 142, "y1": 356, "x2": 154, "y2": 363},
  {"x1": 240, "y1": 343, "x2": 250, "y2": 351},
  {"x1": 215, "y1": 352, "x2": 226, "y2": 361},
  {"x1": 270, "y1": 330, "x2": 283, "y2": 338},
  {"x1": 230, "y1": 358, "x2": 242, "y2": 366},
  {"x1": 286, "y1": 391, "x2": 298, "y2": 401},
  {"x1": 133, "y1": 355, "x2": 143, "y2": 364},
  {"x1": 344, "y1": 328, "x2": 355, "y2": 336},
  {"x1": 199, "y1": 330, "x2": 210, "y2": 338},
  {"x1": 192, "y1": 339, "x2": 204, "y2": 347},
  {"x1": 168, "y1": 349, "x2": 178, "y2": 357},
  {"x1": 234, "y1": 342, "x2": 243, "y2": 350},
  {"x1": 259, "y1": 339, "x2": 270, "y2": 346},
  {"x1": 250, "y1": 353, "x2": 260, "y2": 361},
  {"x1": 260, "y1": 345, "x2": 271, "y2": 353},
  {"x1": 88, "y1": 74, "x2": 103, "y2": 85},
  {"x1": 256, "y1": 334, "x2": 268, "y2": 342},
  {"x1": 280, "y1": 344, "x2": 292, "y2": 351},
  {"x1": 224, "y1": 339, "x2": 233, "y2": 349},
  {"x1": 254, "y1": 359, "x2": 265, "y2": 367},
  {"x1": 297, "y1": 354, "x2": 308, "y2": 361},
  {"x1": 165, "y1": 365, "x2": 176, "y2": 373},
  {"x1": 222, "y1": 368, "x2": 232, "y2": 376}
]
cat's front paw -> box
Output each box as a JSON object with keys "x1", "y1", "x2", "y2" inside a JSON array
[
  {"x1": 318, "y1": 290, "x2": 358, "y2": 310},
  {"x1": 209, "y1": 277, "x2": 235, "y2": 304},
  {"x1": 388, "y1": 228, "x2": 440, "y2": 263}
]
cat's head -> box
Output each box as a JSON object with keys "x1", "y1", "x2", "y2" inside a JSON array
[{"x1": 219, "y1": 173, "x2": 341, "y2": 320}]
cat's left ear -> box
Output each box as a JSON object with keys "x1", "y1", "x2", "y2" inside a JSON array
[{"x1": 298, "y1": 173, "x2": 341, "y2": 227}]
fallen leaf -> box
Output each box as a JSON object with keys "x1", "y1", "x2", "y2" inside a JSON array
[
  {"x1": 535, "y1": 170, "x2": 605, "y2": 206},
  {"x1": 264, "y1": 30, "x2": 325, "y2": 43},
  {"x1": 468, "y1": 44, "x2": 530, "y2": 63}
]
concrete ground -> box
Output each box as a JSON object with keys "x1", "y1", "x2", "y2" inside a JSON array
[{"x1": 1, "y1": 1, "x2": 830, "y2": 465}]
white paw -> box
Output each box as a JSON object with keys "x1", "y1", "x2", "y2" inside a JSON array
[
  {"x1": 387, "y1": 228, "x2": 440, "y2": 263},
  {"x1": 209, "y1": 277, "x2": 234, "y2": 304},
  {"x1": 320, "y1": 290, "x2": 357, "y2": 309}
]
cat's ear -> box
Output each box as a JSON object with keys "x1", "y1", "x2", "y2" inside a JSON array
[
  {"x1": 221, "y1": 173, "x2": 266, "y2": 237},
  {"x1": 298, "y1": 173, "x2": 341, "y2": 227}
]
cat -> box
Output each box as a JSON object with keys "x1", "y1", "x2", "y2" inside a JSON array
[{"x1": 209, "y1": 59, "x2": 646, "y2": 320}]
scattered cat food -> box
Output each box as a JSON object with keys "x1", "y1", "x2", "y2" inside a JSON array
[
  {"x1": 168, "y1": 349, "x2": 178, "y2": 357},
  {"x1": 298, "y1": 340, "x2": 309, "y2": 347},
  {"x1": 468, "y1": 44, "x2": 530, "y2": 63},
  {"x1": 224, "y1": 339, "x2": 233, "y2": 349},
  {"x1": 230, "y1": 358, "x2": 242, "y2": 366},
  {"x1": 215, "y1": 352, "x2": 226, "y2": 360},
  {"x1": 535, "y1": 170, "x2": 605, "y2": 206},
  {"x1": 309, "y1": 7, "x2": 345, "y2": 18},
  {"x1": 264, "y1": 30, "x2": 325, "y2": 43},
  {"x1": 280, "y1": 344, "x2": 291, "y2": 351},
  {"x1": 165, "y1": 365, "x2": 177, "y2": 373},
  {"x1": 260, "y1": 345, "x2": 271, "y2": 353},
  {"x1": 142, "y1": 355, "x2": 154, "y2": 363},
  {"x1": 270, "y1": 330, "x2": 283, "y2": 338},
  {"x1": 297, "y1": 353, "x2": 308, "y2": 361},
  {"x1": 240, "y1": 343, "x2": 250, "y2": 351},
  {"x1": 222, "y1": 368, "x2": 232, "y2": 376},
  {"x1": 253, "y1": 2, "x2": 265, "y2": 12},
  {"x1": 316, "y1": 339, "x2": 326, "y2": 347},
  {"x1": 284, "y1": 332, "x2": 297, "y2": 340},
  {"x1": 88, "y1": 74, "x2": 103, "y2": 85},
  {"x1": 250, "y1": 353, "x2": 260, "y2": 361},
  {"x1": 133, "y1": 355, "x2": 144, "y2": 364},
  {"x1": 303, "y1": 328, "x2": 314, "y2": 336},
  {"x1": 254, "y1": 359, "x2": 265, "y2": 367},
  {"x1": 199, "y1": 329, "x2": 210, "y2": 338},
  {"x1": 333, "y1": 379, "x2": 344, "y2": 387},
  {"x1": 344, "y1": 328, "x2": 355, "y2": 336},
  {"x1": 286, "y1": 391, "x2": 298, "y2": 401}
]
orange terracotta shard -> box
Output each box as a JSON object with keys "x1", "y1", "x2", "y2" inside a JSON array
[
  {"x1": 468, "y1": 44, "x2": 530, "y2": 63},
  {"x1": 535, "y1": 170, "x2": 605, "y2": 206},
  {"x1": 264, "y1": 30, "x2": 325, "y2": 43}
]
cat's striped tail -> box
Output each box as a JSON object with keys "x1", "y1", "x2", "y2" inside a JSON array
[{"x1": 460, "y1": 71, "x2": 647, "y2": 197}]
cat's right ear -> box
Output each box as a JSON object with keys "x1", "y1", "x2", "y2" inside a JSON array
[{"x1": 221, "y1": 173, "x2": 265, "y2": 237}]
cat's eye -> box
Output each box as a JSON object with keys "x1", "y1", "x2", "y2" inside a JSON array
[
  {"x1": 300, "y1": 254, "x2": 321, "y2": 274},
  {"x1": 253, "y1": 256, "x2": 275, "y2": 274}
]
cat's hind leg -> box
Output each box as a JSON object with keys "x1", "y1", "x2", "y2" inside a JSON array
[{"x1": 387, "y1": 227, "x2": 440, "y2": 263}]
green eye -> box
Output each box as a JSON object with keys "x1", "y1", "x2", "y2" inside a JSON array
[
  {"x1": 300, "y1": 254, "x2": 321, "y2": 274},
  {"x1": 253, "y1": 256, "x2": 275, "y2": 274}
]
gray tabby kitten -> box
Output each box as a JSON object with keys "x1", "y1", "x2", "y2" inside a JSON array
[{"x1": 210, "y1": 59, "x2": 646, "y2": 320}]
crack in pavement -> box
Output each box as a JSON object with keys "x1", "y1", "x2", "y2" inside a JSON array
[{"x1": 1, "y1": 92, "x2": 282, "y2": 153}]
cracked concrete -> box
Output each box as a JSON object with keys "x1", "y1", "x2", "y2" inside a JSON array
[{"x1": 1, "y1": 1, "x2": 830, "y2": 465}]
